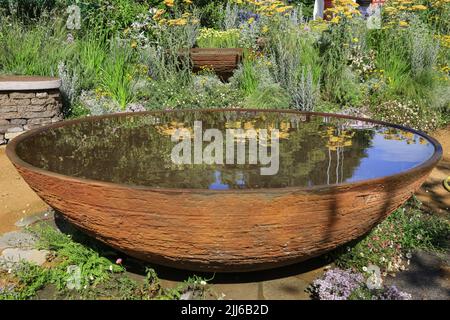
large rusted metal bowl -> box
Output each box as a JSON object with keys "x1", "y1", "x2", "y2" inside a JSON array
[{"x1": 5, "y1": 109, "x2": 442, "y2": 272}]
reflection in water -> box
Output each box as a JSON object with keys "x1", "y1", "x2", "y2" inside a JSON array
[{"x1": 16, "y1": 111, "x2": 435, "y2": 189}]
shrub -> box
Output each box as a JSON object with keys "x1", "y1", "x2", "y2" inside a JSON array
[
  {"x1": 0, "y1": 0, "x2": 65, "y2": 22},
  {"x1": 265, "y1": 17, "x2": 320, "y2": 110},
  {"x1": 143, "y1": 74, "x2": 243, "y2": 110},
  {"x1": 372, "y1": 99, "x2": 440, "y2": 131},
  {"x1": 79, "y1": 0, "x2": 149, "y2": 37},
  {"x1": 319, "y1": 17, "x2": 364, "y2": 106},
  {"x1": 58, "y1": 61, "x2": 80, "y2": 117}
]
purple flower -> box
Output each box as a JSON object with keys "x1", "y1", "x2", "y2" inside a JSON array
[
  {"x1": 376, "y1": 286, "x2": 412, "y2": 300},
  {"x1": 237, "y1": 10, "x2": 260, "y2": 24},
  {"x1": 311, "y1": 269, "x2": 364, "y2": 300}
]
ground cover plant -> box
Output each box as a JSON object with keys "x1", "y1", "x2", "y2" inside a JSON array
[
  {"x1": 332, "y1": 197, "x2": 450, "y2": 274},
  {"x1": 0, "y1": 221, "x2": 211, "y2": 300},
  {"x1": 308, "y1": 197, "x2": 450, "y2": 300}
]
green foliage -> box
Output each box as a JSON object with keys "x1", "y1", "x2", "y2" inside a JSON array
[
  {"x1": 75, "y1": 34, "x2": 108, "y2": 89},
  {"x1": 99, "y1": 38, "x2": 136, "y2": 109},
  {"x1": 0, "y1": 0, "x2": 446, "y2": 131},
  {"x1": 264, "y1": 17, "x2": 320, "y2": 110},
  {"x1": 78, "y1": 0, "x2": 149, "y2": 37},
  {"x1": 333, "y1": 198, "x2": 450, "y2": 273},
  {"x1": 32, "y1": 223, "x2": 124, "y2": 290},
  {"x1": 1, "y1": 222, "x2": 213, "y2": 300},
  {"x1": 0, "y1": 0, "x2": 67, "y2": 22},
  {"x1": 367, "y1": 18, "x2": 446, "y2": 113},
  {"x1": 234, "y1": 53, "x2": 260, "y2": 95},
  {"x1": 319, "y1": 17, "x2": 363, "y2": 106},
  {"x1": 244, "y1": 84, "x2": 290, "y2": 109},
  {"x1": 2, "y1": 263, "x2": 49, "y2": 300},
  {"x1": 198, "y1": 0, "x2": 225, "y2": 29},
  {"x1": 68, "y1": 102, "x2": 90, "y2": 118},
  {"x1": 0, "y1": 17, "x2": 73, "y2": 75},
  {"x1": 143, "y1": 75, "x2": 244, "y2": 110}
]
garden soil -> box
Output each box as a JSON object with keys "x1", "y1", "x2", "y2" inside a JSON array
[{"x1": 0, "y1": 146, "x2": 49, "y2": 234}]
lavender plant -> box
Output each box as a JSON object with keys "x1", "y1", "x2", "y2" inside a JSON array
[
  {"x1": 58, "y1": 62, "x2": 81, "y2": 117},
  {"x1": 408, "y1": 18, "x2": 440, "y2": 77},
  {"x1": 267, "y1": 21, "x2": 319, "y2": 111},
  {"x1": 223, "y1": 1, "x2": 239, "y2": 30}
]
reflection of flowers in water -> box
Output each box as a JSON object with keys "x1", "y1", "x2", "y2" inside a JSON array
[
  {"x1": 380, "y1": 128, "x2": 429, "y2": 146},
  {"x1": 322, "y1": 127, "x2": 355, "y2": 151},
  {"x1": 155, "y1": 121, "x2": 192, "y2": 136},
  {"x1": 157, "y1": 120, "x2": 294, "y2": 141}
]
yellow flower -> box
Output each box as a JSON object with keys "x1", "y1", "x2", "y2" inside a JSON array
[
  {"x1": 275, "y1": 6, "x2": 288, "y2": 13},
  {"x1": 399, "y1": 21, "x2": 408, "y2": 27},
  {"x1": 384, "y1": 6, "x2": 397, "y2": 13},
  {"x1": 411, "y1": 4, "x2": 427, "y2": 10},
  {"x1": 352, "y1": 37, "x2": 359, "y2": 43},
  {"x1": 164, "y1": 0, "x2": 174, "y2": 7},
  {"x1": 153, "y1": 9, "x2": 165, "y2": 20},
  {"x1": 168, "y1": 18, "x2": 187, "y2": 26},
  {"x1": 183, "y1": 0, "x2": 193, "y2": 4},
  {"x1": 262, "y1": 25, "x2": 269, "y2": 33},
  {"x1": 330, "y1": 16, "x2": 340, "y2": 24},
  {"x1": 130, "y1": 40, "x2": 137, "y2": 48}
]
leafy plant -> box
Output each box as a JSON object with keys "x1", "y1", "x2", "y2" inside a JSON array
[
  {"x1": 31, "y1": 223, "x2": 124, "y2": 290},
  {"x1": 99, "y1": 38, "x2": 136, "y2": 109},
  {"x1": 266, "y1": 18, "x2": 320, "y2": 110},
  {"x1": 319, "y1": 17, "x2": 363, "y2": 106},
  {"x1": 0, "y1": 16, "x2": 73, "y2": 75},
  {"x1": 76, "y1": 33, "x2": 108, "y2": 89},
  {"x1": 333, "y1": 198, "x2": 450, "y2": 273}
]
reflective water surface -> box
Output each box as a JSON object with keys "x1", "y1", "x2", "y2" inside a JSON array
[{"x1": 16, "y1": 111, "x2": 435, "y2": 189}]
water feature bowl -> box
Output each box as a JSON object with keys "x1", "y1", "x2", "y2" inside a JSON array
[{"x1": 6, "y1": 109, "x2": 442, "y2": 272}]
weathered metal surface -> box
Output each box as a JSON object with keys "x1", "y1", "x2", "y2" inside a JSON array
[
  {"x1": 5, "y1": 110, "x2": 442, "y2": 272},
  {"x1": 189, "y1": 48, "x2": 243, "y2": 81}
]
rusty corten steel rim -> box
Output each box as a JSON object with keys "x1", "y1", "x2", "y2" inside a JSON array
[{"x1": 5, "y1": 109, "x2": 443, "y2": 194}]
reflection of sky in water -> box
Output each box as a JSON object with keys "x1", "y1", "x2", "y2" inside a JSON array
[
  {"x1": 208, "y1": 171, "x2": 246, "y2": 190},
  {"x1": 347, "y1": 132, "x2": 435, "y2": 183},
  {"x1": 15, "y1": 112, "x2": 438, "y2": 189},
  {"x1": 209, "y1": 171, "x2": 229, "y2": 190}
]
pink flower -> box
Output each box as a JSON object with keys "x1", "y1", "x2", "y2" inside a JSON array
[{"x1": 116, "y1": 258, "x2": 123, "y2": 265}]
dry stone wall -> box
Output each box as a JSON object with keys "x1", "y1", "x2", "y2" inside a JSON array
[{"x1": 0, "y1": 77, "x2": 63, "y2": 145}]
